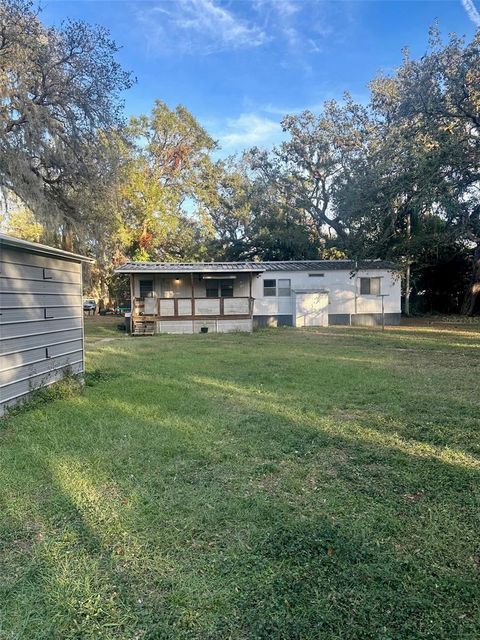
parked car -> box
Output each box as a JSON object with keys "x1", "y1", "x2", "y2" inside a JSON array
[
  {"x1": 83, "y1": 298, "x2": 96, "y2": 312},
  {"x1": 115, "y1": 304, "x2": 131, "y2": 315}
]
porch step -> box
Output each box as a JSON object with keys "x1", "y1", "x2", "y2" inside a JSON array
[{"x1": 133, "y1": 321, "x2": 155, "y2": 336}]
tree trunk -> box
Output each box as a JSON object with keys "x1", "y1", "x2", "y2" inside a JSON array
[
  {"x1": 461, "y1": 242, "x2": 480, "y2": 315},
  {"x1": 404, "y1": 212, "x2": 412, "y2": 316},
  {"x1": 405, "y1": 261, "x2": 411, "y2": 316},
  {"x1": 61, "y1": 224, "x2": 74, "y2": 252}
]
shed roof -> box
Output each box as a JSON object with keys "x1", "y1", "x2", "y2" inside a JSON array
[
  {"x1": 0, "y1": 233, "x2": 94, "y2": 262},
  {"x1": 115, "y1": 259, "x2": 397, "y2": 274}
]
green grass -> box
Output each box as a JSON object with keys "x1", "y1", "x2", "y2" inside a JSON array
[{"x1": 1, "y1": 321, "x2": 479, "y2": 639}]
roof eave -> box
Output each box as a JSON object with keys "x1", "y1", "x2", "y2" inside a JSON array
[
  {"x1": 0, "y1": 233, "x2": 94, "y2": 263},
  {"x1": 114, "y1": 267, "x2": 266, "y2": 274}
]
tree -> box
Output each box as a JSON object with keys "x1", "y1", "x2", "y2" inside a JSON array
[
  {"x1": 199, "y1": 156, "x2": 322, "y2": 261},
  {"x1": 117, "y1": 101, "x2": 216, "y2": 261},
  {"x1": 198, "y1": 157, "x2": 252, "y2": 259},
  {"x1": 0, "y1": 0, "x2": 132, "y2": 247},
  {"x1": 0, "y1": 200, "x2": 43, "y2": 242},
  {"x1": 251, "y1": 98, "x2": 375, "y2": 244},
  {"x1": 368, "y1": 28, "x2": 480, "y2": 314}
]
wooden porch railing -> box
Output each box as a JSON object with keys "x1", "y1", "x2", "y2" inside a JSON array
[{"x1": 133, "y1": 296, "x2": 254, "y2": 320}]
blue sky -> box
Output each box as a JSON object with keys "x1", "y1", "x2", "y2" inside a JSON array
[{"x1": 42, "y1": 0, "x2": 479, "y2": 155}]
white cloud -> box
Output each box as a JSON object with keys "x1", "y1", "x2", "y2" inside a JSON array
[
  {"x1": 133, "y1": 0, "x2": 339, "y2": 60},
  {"x1": 218, "y1": 113, "x2": 283, "y2": 149},
  {"x1": 461, "y1": 0, "x2": 480, "y2": 26},
  {"x1": 135, "y1": 0, "x2": 269, "y2": 55},
  {"x1": 253, "y1": 0, "x2": 300, "y2": 19}
]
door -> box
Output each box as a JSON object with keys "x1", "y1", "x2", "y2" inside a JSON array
[{"x1": 295, "y1": 292, "x2": 328, "y2": 327}]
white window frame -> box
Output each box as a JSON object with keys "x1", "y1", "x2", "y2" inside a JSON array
[
  {"x1": 278, "y1": 278, "x2": 291, "y2": 297},
  {"x1": 263, "y1": 279, "x2": 277, "y2": 297},
  {"x1": 360, "y1": 277, "x2": 381, "y2": 296}
]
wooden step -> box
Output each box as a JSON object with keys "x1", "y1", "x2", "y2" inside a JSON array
[{"x1": 133, "y1": 321, "x2": 155, "y2": 336}]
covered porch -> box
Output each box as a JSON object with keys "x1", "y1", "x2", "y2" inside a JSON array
[{"x1": 126, "y1": 266, "x2": 263, "y2": 334}]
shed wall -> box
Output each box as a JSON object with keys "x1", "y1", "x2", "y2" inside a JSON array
[{"x1": 0, "y1": 246, "x2": 85, "y2": 414}]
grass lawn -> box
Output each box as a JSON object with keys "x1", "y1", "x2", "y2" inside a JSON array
[{"x1": 1, "y1": 320, "x2": 479, "y2": 639}]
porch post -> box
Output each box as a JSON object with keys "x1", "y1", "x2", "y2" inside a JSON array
[
  {"x1": 249, "y1": 272, "x2": 253, "y2": 315},
  {"x1": 129, "y1": 273, "x2": 134, "y2": 333},
  {"x1": 190, "y1": 272, "x2": 195, "y2": 317}
]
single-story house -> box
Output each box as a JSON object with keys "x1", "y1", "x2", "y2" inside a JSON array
[
  {"x1": 0, "y1": 233, "x2": 93, "y2": 415},
  {"x1": 115, "y1": 260, "x2": 401, "y2": 334}
]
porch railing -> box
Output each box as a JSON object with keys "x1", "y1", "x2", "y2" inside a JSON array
[{"x1": 133, "y1": 296, "x2": 254, "y2": 319}]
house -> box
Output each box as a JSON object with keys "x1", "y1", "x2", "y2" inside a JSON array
[
  {"x1": 115, "y1": 260, "x2": 401, "y2": 334},
  {"x1": 0, "y1": 233, "x2": 93, "y2": 415}
]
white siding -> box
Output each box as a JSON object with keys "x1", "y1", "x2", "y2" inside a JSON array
[
  {"x1": 217, "y1": 319, "x2": 252, "y2": 332},
  {"x1": 129, "y1": 266, "x2": 401, "y2": 331},
  {"x1": 155, "y1": 318, "x2": 253, "y2": 334},
  {"x1": 159, "y1": 299, "x2": 175, "y2": 316},
  {"x1": 178, "y1": 299, "x2": 193, "y2": 315},
  {"x1": 223, "y1": 298, "x2": 250, "y2": 315},
  {"x1": 156, "y1": 320, "x2": 194, "y2": 334},
  {"x1": 252, "y1": 269, "x2": 401, "y2": 318},
  {"x1": 0, "y1": 245, "x2": 86, "y2": 415},
  {"x1": 295, "y1": 292, "x2": 328, "y2": 327},
  {"x1": 195, "y1": 298, "x2": 220, "y2": 315}
]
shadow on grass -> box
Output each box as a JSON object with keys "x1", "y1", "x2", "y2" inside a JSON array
[{"x1": 1, "y1": 332, "x2": 479, "y2": 639}]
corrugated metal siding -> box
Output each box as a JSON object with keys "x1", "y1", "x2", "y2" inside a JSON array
[{"x1": 0, "y1": 245, "x2": 85, "y2": 414}]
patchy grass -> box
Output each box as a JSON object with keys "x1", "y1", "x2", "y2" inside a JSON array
[
  {"x1": 83, "y1": 314, "x2": 124, "y2": 340},
  {"x1": 2, "y1": 375, "x2": 84, "y2": 419},
  {"x1": 1, "y1": 321, "x2": 479, "y2": 639}
]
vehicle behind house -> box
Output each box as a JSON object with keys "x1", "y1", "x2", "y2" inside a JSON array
[{"x1": 83, "y1": 298, "x2": 96, "y2": 312}]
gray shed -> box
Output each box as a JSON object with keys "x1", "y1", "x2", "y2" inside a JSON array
[{"x1": 0, "y1": 234, "x2": 93, "y2": 415}]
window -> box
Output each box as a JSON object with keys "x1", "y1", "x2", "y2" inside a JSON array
[
  {"x1": 360, "y1": 277, "x2": 381, "y2": 295},
  {"x1": 139, "y1": 279, "x2": 153, "y2": 298},
  {"x1": 205, "y1": 279, "x2": 234, "y2": 297},
  {"x1": 220, "y1": 279, "x2": 234, "y2": 297},
  {"x1": 263, "y1": 279, "x2": 276, "y2": 296},
  {"x1": 206, "y1": 282, "x2": 218, "y2": 298},
  {"x1": 278, "y1": 278, "x2": 291, "y2": 297}
]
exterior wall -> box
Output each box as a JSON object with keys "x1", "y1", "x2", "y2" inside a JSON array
[
  {"x1": 252, "y1": 269, "x2": 401, "y2": 325},
  {"x1": 351, "y1": 313, "x2": 401, "y2": 326},
  {"x1": 156, "y1": 318, "x2": 253, "y2": 334},
  {"x1": 0, "y1": 246, "x2": 85, "y2": 415},
  {"x1": 294, "y1": 292, "x2": 328, "y2": 327},
  {"x1": 130, "y1": 267, "x2": 401, "y2": 330},
  {"x1": 253, "y1": 315, "x2": 293, "y2": 328}
]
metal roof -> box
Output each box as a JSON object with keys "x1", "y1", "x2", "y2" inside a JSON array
[
  {"x1": 115, "y1": 259, "x2": 398, "y2": 274},
  {"x1": 0, "y1": 233, "x2": 94, "y2": 262}
]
